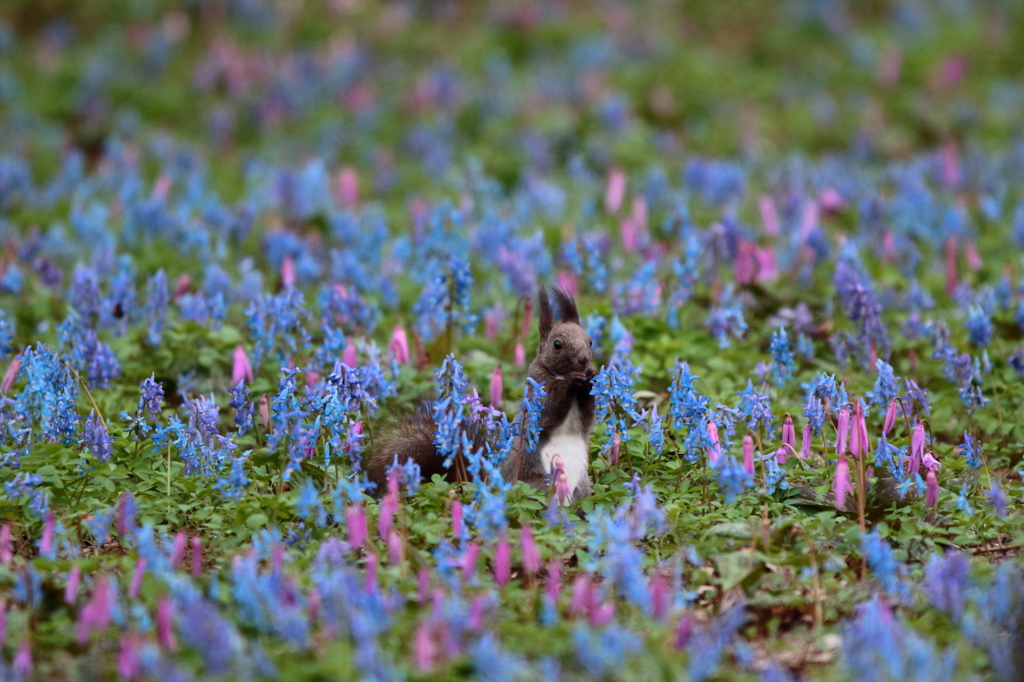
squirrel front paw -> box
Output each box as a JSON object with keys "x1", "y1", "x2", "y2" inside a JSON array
[{"x1": 569, "y1": 371, "x2": 590, "y2": 387}]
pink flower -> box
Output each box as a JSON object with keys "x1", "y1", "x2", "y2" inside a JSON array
[
  {"x1": 942, "y1": 138, "x2": 961, "y2": 187},
  {"x1": 388, "y1": 530, "x2": 403, "y2": 566},
  {"x1": 883, "y1": 400, "x2": 898, "y2": 435},
  {"x1": 759, "y1": 196, "x2": 780, "y2": 236},
  {"x1": 77, "y1": 576, "x2": 111, "y2": 645},
  {"x1": 837, "y1": 409, "x2": 850, "y2": 454},
  {"x1": 191, "y1": 537, "x2": 202, "y2": 577},
  {"x1": 65, "y1": 565, "x2": 80, "y2": 605},
  {"x1": 800, "y1": 423, "x2": 812, "y2": 458},
  {"x1": 461, "y1": 543, "x2": 479, "y2": 582},
  {"x1": 910, "y1": 423, "x2": 925, "y2": 475},
  {"x1": 343, "y1": 342, "x2": 357, "y2": 368},
  {"x1": 775, "y1": 446, "x2": 787, "y2": 466},
  {"x1": 171, "y1": 531, "x2": 186, "y2": 568},
  {"x1": 965, "y1": 242, "x2": 983, "y2": 271},
  {"x1": 0, "y1": 599, "x2": 6, "y2": 646},
  {"x1": 13, "y1": 640, "x2": 31, "y2": 680},
  {"x1": 413, "y1": 621, "x2": 435, "y2": 672},
  {"x1": 520, "y1": 526, "x2": 540, "y2": 576},
  {"x1": 675, "y1": 613, "x2": 693, "y2": 650},
  {"x1": 820, "y1": 188, "x2": 843, "y2": 214},
  {"x1": 649, "y1": 574, "x2": 669, "y2": 622},
  {"x1": 231, "y1": 345, "x2": 253, "y2": 385},
  {"x1": 850, "y1": 403, "x2": 864, "y2": 459},
  {"x1": 706, "y1": 421, "x2": 721, "y2": 464},
  {"x1": 389, "y1": 325, "x2": 410, "y2": 365},
  {"x1": 834, "y1": 454, "x2": 853, "y2": 510},
  {"x1": 118, "y1": 633, "x2": 140, "y2": 681},
  {"x1": 589, "y1": 601, "x2": 615, "y2": 626},
  {"x1": 451, "y1": 500, "x2": 463, "y2": 539},
  {"x1": 556, "y1": 471, "x2": 571, "y2": 506},
  {"x1": 259, "y1": 394, "x2": 271, "y2": 431},
  {"x1": 417, "y1": 568, "x2": 430, "y2": 606},
  {"x1": 754, "y1": 246, "x2": 777, "y2": 282},
  {"x1": 157, "y1": 597, "x2": 176, "y2": 651},
  {"x1": 40, "y1": 511, "x2": 55, "y2": 557},
  {"x1": 129, "y1": 557, "x2": 146, "y2": 599},
  {"x1": 605, "y1": 168, "x2": 626, "y2": 213},
  {"x1": 346, "y1": 505, "x2": 367, "y2": 548},
  {"x1": 546, "y1": 558, "x2": 561, "y2": 603},
  {"x1": 610, "y1": 431, "x2": 621, "y2": 466},
  {"x1": 485, "y1": 310, "x2": 500, "y2": 340},
  {"x1": 734, "y1": 240, "x2": 756, "y2": 286},
  {"x1": 490, "y1": 365, "x2": 503, "y2": 407},
  {"x1": 925, "y1": 470, "x2": 939, "y2": 508},
  {"x1": 742, "y1": 435, "x2": 755, "y2": 475},
  {"x1": 494, "y1": 535, "x2": 511, "y2": 587},
  {"x1": 1, "y1": 356, "x2": 20, "y2": 394},
  {"x1": 569, "y1": 575, "x2": 592, "y2": 617},
  {"x1": 364, "y1": 553, "x2": 378, "y2": 593},
  {"x1": 469, "y1": 594, "x2": 486, "y2": 630},
  {"x1": 556, "y1": 270, "x2": 578, "y2": 297},
  {"x1": 621, "y1": 217, "x2": 638, "y2": 252},
  {"x1": 337, "y1": 167, "x2": 359, "y2": 206},
  {"x1": 514, "y1": 342, "x2": 525, "y2": 366},
  {"x1": 173, "y1": 273, "x2": 191, "y2": 299},
  {"x1": 782, "y1": 415, "x2": 796, "y2": 451},
  {"x1": 305, "y1": 371, "x2": 319, "y2": 387},
  {"x1": 281, "y1": 255, "x2": 295, "y2": 288}
]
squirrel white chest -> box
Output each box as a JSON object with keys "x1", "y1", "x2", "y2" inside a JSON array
[{"x1": 540, "y1": 401, "x2": 590, "y2": 502}]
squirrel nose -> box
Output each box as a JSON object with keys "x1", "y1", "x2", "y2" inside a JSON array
[{"x1": 576, "y1": 354, "x2": 589, "y2": 368}]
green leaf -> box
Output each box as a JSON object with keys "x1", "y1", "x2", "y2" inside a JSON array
[{"x1": 246, "y1": 513, "x2": 269, "y2": 531}]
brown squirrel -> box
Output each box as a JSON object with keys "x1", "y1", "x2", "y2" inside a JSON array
[{"x1": 366, "y1": 286, "x2": 597, "y2": 504}]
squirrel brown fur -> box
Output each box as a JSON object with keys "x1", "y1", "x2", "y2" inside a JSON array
[{"x1": 365, "y1": 286, "x2": 597, "y2": 503}]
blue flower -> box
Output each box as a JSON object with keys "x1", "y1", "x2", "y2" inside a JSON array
[
  {"x1": 862, "y1": 530, "x2": 911, "y2": 603},
  {"x1": 83, "y1": 411, "x2": 113, "y2": 463},
  {"x1": 736, "y1": 380, "x2": 775, "y2": 439},
  {"x1": 768, "y1": 327, "x2": 795, "y2": 387},
  {"x1": 986, "y1": 481, "x2": 1008, "y2": 519},
  {"x1": 868, "y1": 360, "x2": 901, "y2": 409},
  {"x1": 965, "y1": 305, "x2": 993, "y2": 348},
  {"x1": 959, "y1": 432, "x2": 982, "y2": 468},
  {"x1": 214, "y1": 452, "x2": 251, "y2": 502},
  {"x1": 139, "y1": 374, "x2": 164, "y2": 419},
  {"x1": 923, "y1": 551, "x2": 970, "y2": 620},
  {"x1": 715, "y1": 457, "x2": 753, "y2": 503}
]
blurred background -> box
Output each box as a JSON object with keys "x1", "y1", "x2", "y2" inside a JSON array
[{"x1": 1, "y1": 0, "x2": 1022, "y2": 193}]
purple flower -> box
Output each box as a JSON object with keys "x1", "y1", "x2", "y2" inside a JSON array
[{"x1": 84, "y1": 411, "x2": 113, "y2": 463}]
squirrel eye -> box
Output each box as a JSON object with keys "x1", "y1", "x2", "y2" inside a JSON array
[{"x1": 553, "y1": 340, "x2": 562, "y2": 350}]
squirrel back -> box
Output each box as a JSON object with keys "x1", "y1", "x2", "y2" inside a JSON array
[{"x1": 365, "y1": 287, "x2": 596, "y2": 502}]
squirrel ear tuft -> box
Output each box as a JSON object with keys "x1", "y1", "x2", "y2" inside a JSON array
[
  {"x1": 550, "y1": 287, "x2": 580, "y2": 325},
  {"x1": 537, "y1": 285, "x2": 553, "y2": 341}
]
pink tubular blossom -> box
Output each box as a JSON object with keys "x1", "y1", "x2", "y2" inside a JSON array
[
  {"x1": 171, "y1": 531, "x2": 186, "y2": 569},
  {"x1": 782, "y1": 415, "x2": 796, "y2": 451},
  {"x1": 1, "y1": 357, "x2": 20, "y2": 394},
  {"x1": 742, "y1": 435, "x2": 755, "y2": 475},
  {"x1": 389, "y1": 325, "x2": 410, "y2": 365},
  {"x1": 337, "y1": 167, "x2": 359, "y2": 206},
  {"x1": 546, "y1": 558, "x2": 561, "y2": 603},
  {"x1": 925, "y1": 470, "x2": 939, "y2": 508},
  {"x1": 485, "y1": 310, "x2": 499, "y2": 340},
  {"x1": 388, "y1": 531, "x2": 403, "y2": 566},
  {"x1": 605, "y1": 168, "x2": 626, "y2": 213},
  {"x1": 520, "y1": 526, "x2": 540, "y2": 576},
  {"x1": 451, "y1": 500, "x2": 463, "y2": 539},
  {"x1": 413, "y1": 621, "x2": 435, "y2": 672},
  {"x1": 343, "y1": 342, "x2": 357, "y2": 368},
  {"x1": 514, "y1": 342, "x2": 525, "y2": 366},
  {"x1": 675, "y1": 613, "x2": 693, "y2": 650},
  {"x1": 13, "y1": 640, "x2": 31, "y2": 680},
  {"x1": 754, "y1": 246, "x2": 777, "y2": 282},
  {"x1": 461, "y1": 543, "x2": 479, "y2": 582},
  {"x1": 883, "y1": 400, "x2": 898, "y2": 435},
  {"x1": 610, "y1": 431, "x2": 621, "y2": 466},
  {"x1": 490, "y1": 365, "x2": 503, "y2": 407},
  {"x1": 346, "y1": 505, "x2": 367, "y2": 549},
  {"x1": 569, "y1": 575, "x2": 592, "y2": 617},
  {"x1": 364, "y1": 553, "x2": 378, "y2": 593},
  {"x1": 0, "y1": 599, "x2": 5, "y2": 645},
  {"x1": 801, "y1": 423, "x2": 812, "y2": 458},
  {"x1": 173, "y1": 274, "x2": 191, "y2": 299},
  {"x1": 231, "y1": 345, "x2": 253, "y2": 385},
  {"x1": 759, "y1": 195, "x2": 780, "y2": 236},
  {"x1": 834, "y1": 454, "x2": 853, "y2": 510},
  {"x1": 129, "y1": 557, "x2": 146, "y2": 599},
  {"x1": 494, "y1": 534, "x2": 511, "y2": 587},
  {"x1": 259, "y1": 394, "x2": 271, "y2": 431},
  {"x1": 40, "y1": 511, "x2": 55, "y2": 557},
  {"x1": 621, "y1": 217, "x2": 638, "y2": 252},
  {"x1": 118, "y1": 633, "x2": 140, "y2": 681},
  {"x1": 966, "y1": 242, "x2": 983, "y2": 271},
  {"x1": 157, "y1": 597, "x2": 176, "y2": 651},
  {"x1": 820, "y1": 188, "x2": 843, "y2": 214},
  {"x1": 734, "y1": 240, "x2": 756, "y2": 286},
  {"x1": 775, "y1": 446, "x2": 787, "y2": 466},
  {"x1": 281, "y1": 255, "x2": 295, "y2": 288},
  {"x1": 77, "y1": 576, "x2": 111, "y2": 645},
  {"x1": 589, "y1": 601, "x2": 615, "y2": 627},
  {"x1": 649, "y1": 574, "x2": 669, "y2": 622},
  {"x1": 556, "y1": 270, "x2": 578, "y2": 297},
  {"x1": 706, "y1": 421, "x2": 721, "y2": 464},
  {"x1": 850, "y1": 403, "x2": 864, "y2": 458},
  {"x1": 65, "y1": 565, "x2": 80, "y2": 605},
  {"x1": 910, "y1": 423, "x2": 925, "y2": 475},
  {"x1": 191, "y1": 537, "x2": 202, "y2": 577},
  {"x1": 837, "y1": 409, "x2": 850, "y2": 454}
]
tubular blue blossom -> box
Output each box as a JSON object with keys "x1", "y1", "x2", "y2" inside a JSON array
[
  {"x1": 959, "y1": 432, "x2": 981, "y2": 468},
  {"x1": 139, "y1": 374, "x2": 164, "y2": 419},
  {"x1": 84, "y1": 411, "x2": 113, "y2": 463},
  {"x1": 868, "y1": 360, "x2": 901, "y2": 409},
  {"x1": 862, "y1": 530, "x2": 911, "y2": 603},
  {"x1": 591, "y1": 364, "x2": 641, "y2": 456},
  {"x1": 833, "y1": 255, "x2": 890, "y2": 364},
  {"x1": 986, "y1": 481, "x2": 1008, "y2": 518},
  {"x1": 715, "y1": 457, "x2": 754, "y2": 503},
  {"x1": 923, "y1": 551, "x2": 970, "y2": 620},
  {"x1": 768, "y1": 327, "x2": 795, "y2": 387},
  {"x1": 736, "y1": 380, "x2": 775, "y2": 439},
  {"x1": 964, "y1": 306, "x2": 993, "y2": 348},
  {"x1": 706, "y1": 285, "x2": 747, "y2": 348}
]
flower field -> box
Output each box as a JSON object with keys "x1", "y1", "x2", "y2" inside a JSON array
[{"x1": 2, "y1": 1, "x2": 1024, "y2": 680}]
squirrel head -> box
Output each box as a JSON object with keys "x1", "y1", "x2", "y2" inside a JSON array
[{"x1": 536, "y1": 286, "x2": 593, "y2": 375}]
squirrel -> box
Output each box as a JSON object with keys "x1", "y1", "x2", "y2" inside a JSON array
[{"x1": 365, "y1": 286, "x2": 597, "y2": 504}]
